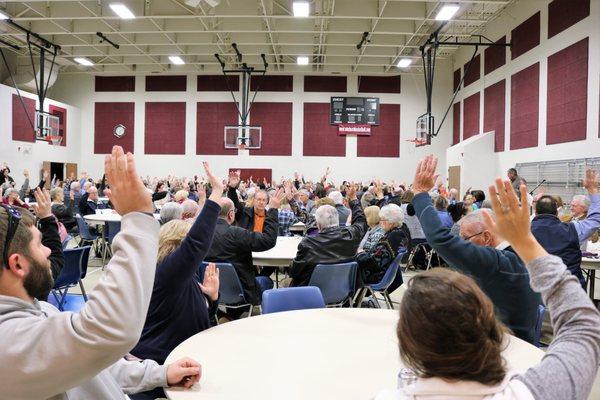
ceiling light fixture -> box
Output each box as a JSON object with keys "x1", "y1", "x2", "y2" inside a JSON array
[
  {"x1": 297, "y1": 56, "x2": 309, "y2": 65},
  {"x1": 397, "y1": 58, "x2": 413, "y2": 68},
  {"x1": 169, "y1": 55, "x2": 185, "y2": 65},
  {"x1": 293, "y1": 1, "x2": 310, "y2": 17},
  {"x1": 74, "y1": 57, "x2": 94, "y2": 66},
  {"x1": 109, "y1": 3, "x2": 136, "y2": 19},
  {"x1": 435, "y1": 4, "x2": 460, "y2": 21},
  {"x1": 0, "y1": 10, "x2": 9, "y2": 20}
]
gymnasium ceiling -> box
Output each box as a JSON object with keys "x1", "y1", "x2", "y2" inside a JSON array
[{"x1": 0, "y1": 0, "x2": 515, "y2": 75}]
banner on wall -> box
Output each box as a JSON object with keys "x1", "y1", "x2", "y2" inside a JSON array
[{"x1": 337, "y1": 124, "x2": 371, "y2": 136}]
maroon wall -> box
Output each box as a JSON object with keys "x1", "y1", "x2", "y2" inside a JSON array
[
  {"x1": 357, "y1": 104, "x2": 400, "y2": 157},
  {"x1": 358, "y1": 76, "x2": 401, "y2": 94},
  {"x1": 463, "y1": 54, "x2": 481, "y2": 87},
  {"x1": 304, "y1": 76, "x2": 347, "y2": 92},
  {"x1": 303, "y1": 103, "x2": 345, "y2": 156},
  {"x1": 249, "y1": 102, "x2": 293, "y2": 156},
  {"x1": 546, "y1": 38, "x2": 588, "y2": 145},
  {"x1": 463, "y1": 92, "x2": 480, "y2": 140},
  {"x1": 453, "y1": 102, "x2": 461, "y2": 145},
  {"x1": 95, "y1": 76, "x2": 135, "y2": 92},
  {"x1": 250, "y1": 75, "x2": 293, "y2": 92},
  {"x1": 12, "y1": 95, "x2": 36, "y2": 142},
  {"x1": 510, "y1": 63, "x2": 539, "y2": 150},
  {"x1": 94, "y1": 102, "x2": 135, "y2": 154},
  {"x1": 229, "y1": 169, "x2": 272, "y2": 184},
  {"x1": 453, "y1": 69, "x2": 461, "y2": 92},
  {"x1": 548, "y1": 0, "x2": 590, "y2": 38},
  {"x1": 146, "y1": 75, "x2": 187, "y2": 91},
  {"x1": 145, "y1": 102, "x2": 186, "y2": 154},
  {"x1": 197, "y1": 75, "x2": 239, "y2": 91},
  {"x1": 196, "y1": 102, "x2": 238, "y2": 155},
  {"x1": 485, "y1": 37, "x2": 506, "y2": 75},
  {"x1": 511, "y1": 12, "x2": 540, "y2": 60},
  {"x1": 484, "y1": 80, "x2": 506, "y2": 152}
]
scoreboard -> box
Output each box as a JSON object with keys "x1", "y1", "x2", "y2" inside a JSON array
[{"x1": 330, "y1": 97, "x2": 380, "y2": 125}]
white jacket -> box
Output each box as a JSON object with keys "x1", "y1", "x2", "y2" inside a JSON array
[{"x1": 0, "y1": 213, "x2": 161, "y2": 399}]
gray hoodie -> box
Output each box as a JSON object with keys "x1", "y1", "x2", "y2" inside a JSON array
[{"x1": 0, "y1": 212, "x2": 164, "y2": 399}]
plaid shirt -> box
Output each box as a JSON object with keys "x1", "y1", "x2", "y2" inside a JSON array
[{"x1": 278, "y1": 209, "x2": 298, "y2": 236}]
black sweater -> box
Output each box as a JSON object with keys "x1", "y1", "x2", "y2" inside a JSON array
[
  {"x1": 131, "y1": 200, "x2": 221, "y2": 365},
  {"x1": 38, "y1": 216, "x2": 64, "y2": 301}
]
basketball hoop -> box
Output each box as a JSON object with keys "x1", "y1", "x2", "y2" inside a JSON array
[
  {"x1": 238, "y1": 142, "x2": 247, "y2": 150},
  {"x1": 406, "y1": 138, "x2": 428, "y2": 147},
  {"x1": 45, "y1": 135, "x2": 63, "y2": 146}
]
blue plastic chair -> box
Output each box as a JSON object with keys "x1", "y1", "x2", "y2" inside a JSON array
[
  {"x1": 47, "y1": 293, "x2": 86, "y2": 312},
  {"x1": 356, "y1": 251, "x2": 406, "y2": 309},
  {"x1": 75, "y1": 214, "x2": 99, "y2": 250},
  {"x1": 61, "y1": 234, "x2": 73, "y2": 250},
  {"x1": 262, "y1": 287, "x2": 325, "y2": 314},
  {"x1": 308, "y1": 261, "x2": 357, "y2": 307},
  {"x1": 102, "y1": 220, "x2": 121, "y2": 263},
  {"x1": 534, "y1": 304, "x2": 546, "y2": 347},
  {"x1": 200, "y1": 262, "x2": 254, "y2": 317},
  {"x1": 51, "y1": 247, "x2": 90, "y2": 310}
]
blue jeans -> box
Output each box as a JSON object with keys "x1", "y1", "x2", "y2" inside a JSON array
[{"x1": 255, "y1": 276, "x2": 274, "y2": 294}]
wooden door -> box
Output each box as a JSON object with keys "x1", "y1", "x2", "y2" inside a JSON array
[
  {"x1": 65, "y1": 163, "x2": 77, "y2": 182},
  {"x1": 448, "y1": 165, "x2": 461, "y2": 195},
  {"x1": 41, "y1": 161, "x2": 51, "y2": 189}
]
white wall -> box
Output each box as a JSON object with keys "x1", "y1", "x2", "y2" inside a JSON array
[
  {"x1": 50, "y1": 65, "x2": 453, "y2": 183},
  {"x1": 447, "y1": 132, "x2": 496, "y2": 196},
  {"x1": 0, "y1": 83, "x2": 81, "y2": 187},
  {"x1": 452, "y1": 0, "x2": 600, "y2": 182}
]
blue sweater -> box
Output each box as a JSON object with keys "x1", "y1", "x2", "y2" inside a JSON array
[
  {"x1": 413, "y1": 193, "x2": 540, "y2": 344},
  {"x1": 131, "y1": 200, "x2": 221, "y2": 364}
]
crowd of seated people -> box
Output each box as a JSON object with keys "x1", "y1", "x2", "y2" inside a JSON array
[{"x1": 1, "y1": 152, "x2": 600, "y2": 399}]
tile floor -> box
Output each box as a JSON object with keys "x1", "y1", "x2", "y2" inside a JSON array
[{"x1": 69, "y1": 252, "x2": 600, "y2": 399}]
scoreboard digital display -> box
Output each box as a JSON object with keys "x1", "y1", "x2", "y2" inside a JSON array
[{"x1": 330, "y1": 97, "x2": 380, "y2": 125}]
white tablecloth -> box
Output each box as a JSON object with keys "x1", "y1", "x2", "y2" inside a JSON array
[
  {"x1": 252, "y1": 236, "x2": 302, "y2": 267},
  {"x1": 164, "y1": 308, "x2": 545, "y2": 400},
  {"x1": 83, "y1": 212, "x2": 160, "y2": 224}
]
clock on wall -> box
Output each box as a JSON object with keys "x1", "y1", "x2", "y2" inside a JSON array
[{"x1": 114, "y1": 124, "x2": 126, "y2": 138}]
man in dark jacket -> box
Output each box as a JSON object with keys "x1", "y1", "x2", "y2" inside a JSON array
[
  {"x1": 79, "y1": 186, "x2": 99, "y2": 216},
  {"x1": 411, "y1": 155, "x2": 540, "y2": 344},
  {"x1": 226, "y1": 171, "x2": 269, "y2": 232},
  {"x1": 205, "y1": 191, "x2": 282, "y2": 305},
  {"x1": 531, "y1": 169, "x2": 600, "y2": 288},
  {"x1": 289, "y1": 185, "x2": 366, "y2": 286}
]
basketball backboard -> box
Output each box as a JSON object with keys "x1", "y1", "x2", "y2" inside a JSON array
[{"x1": 224, "y1": 125, "x2": 262, "y2": 149}]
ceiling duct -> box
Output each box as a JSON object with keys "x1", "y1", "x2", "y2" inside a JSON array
[{"x1": 3, "y1": 57, "x2": 58, "y2": 91}]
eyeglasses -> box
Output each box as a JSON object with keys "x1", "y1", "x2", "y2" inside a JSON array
[
  {"x1": 461, "y1": 231, "x2": 484, "y2": 241},
  {"x1": 1, "y1": 204, "x2": 22, "y2": 269}
]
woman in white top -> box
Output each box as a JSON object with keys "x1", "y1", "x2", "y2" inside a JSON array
[{"x1": 376, "y1": 159, "x2": 600, "y2": 400}]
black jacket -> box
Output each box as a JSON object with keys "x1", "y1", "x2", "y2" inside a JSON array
[
  {"x1": 52, "y1": 203, "x2": 77, "y2": 230},
  {"x1": 205, "y1": 209, "x2": 278, "y2": 304},
  {"x1": 38, "y1": 216, "x2": 64, "y2": 301},
  {"x1": 289, "y1": 200, "x2": 367, "y2": 286},
  {"x1": 227, "y1": 186, "x2": 255, "y2": 230},
  {"x1": 357, "y1": 225, "x2": 410, "y2": 284}
]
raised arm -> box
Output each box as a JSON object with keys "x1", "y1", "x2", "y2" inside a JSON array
[
  {"x1": 239, "y1": 189, "x2": 283, "y2": 252},
  {"x1": 0, "y1": 146, "x2": 160, "y2": 399},
  {"x1": 18, "y1": 170, "x2": 29, "y2": 199},
  {"x1": 573, "y1": 169, "x2": 600, "y2": 243},
  {"x1": 484, "y1": 180, "x2": 600, "y2": 400},
  {"x1": 347, "y1": 184, "x2": 367, "y2": 238},
  {"x1": 32, "y1": 188, "x2": 64, "y2": 283},
  {"x1": 157, "y1": 162, "x2": 222, "y2": 285},
  {"x1": 226, "y1": 170, "x2": 243, "y2": 222}
]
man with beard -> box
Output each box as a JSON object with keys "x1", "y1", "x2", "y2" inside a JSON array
[{"x1": 0, "y1": 146, "x2": 204, "y2": 399}]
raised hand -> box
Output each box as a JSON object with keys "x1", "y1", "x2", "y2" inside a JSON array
[
  {"x1": 483, "y1": 179, "x2": 546, "y2": 263},
  {"x1": 166, "y1": 357, "x2": 202, "y2": 389},
  {"x1": 199, "y1": 263, "x2": 219, "y2": 301},
  {"x1": 31, "y1": 187, "x2": 52, "y2": 219},
  {"x1": 347, "y1": 183, "x2": 358, "y2": 201},
  {"x1": 268, "y1": 188, "x2": 285, "y2": 209},
  {"x1": 103, "y1": 146, "x2": 153, "y2": 215},
  {"x1": 23, "y1": 169, "x2": 29, "y2": 178},
  {"x1": 412, "y1": 154, "x2": 439, "y2": 194},
  {"x1": 583, "y1": 169, "x2": 599, "y2": 195},
  {"x1": 228, "y1": 170, "x2": 241, "y2": 188},
  {"x1": 203, "y1": 162, "x2": 224, "y2": 202}
]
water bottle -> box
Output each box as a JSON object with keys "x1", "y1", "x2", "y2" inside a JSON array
[{"x1": 397, "y1": 368, "x2": 418, "y2": 388}]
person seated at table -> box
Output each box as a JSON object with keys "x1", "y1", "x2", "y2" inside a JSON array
[
  {"x1": 130, "y1": 162, "x2": 222, "y2": 399},
  {"x1": 0, "y1": 146, "x2": 202, "y2": 399},
  {"x1": 298, "y1": 189, "x2": 315, "y2": 214},
  {"x1": 434, "y1": 195, "x2": 453, "y2": 228},
  {"x1": 79, "y1": 186, "x2": 100, "y2": 216},
  {"x1": 357, "y1": 205, "x2": 384, "y2": 253},
  {"x1": 530, "y1": 170, "x2": 600, "y2": 289},
  {"x1": 356, "y1": 204, "x2": 410, "y2": 285},
  {"x1": 226, "y1": 171, "x2": 270, "y2": 232},
  {"x1": 50, "y1": 187, "x2": 77, "y2": 231},
  {"x1": 447, "y1": 201, "x2": 467, "y2": 236},
  {"x1": 328, "y1": 190, "x2": 351, "y2": 226},
  {"x1": 278, "y1": 201, "x2": 298, "y2": 237},
  {"x1": 174, "y1": 189, "x2": 189, "y2": 204},
  {"x1": 152, "y1": 181, "x2": 170, "y2": 208},
  {"x1": 411, "y1": 155, "x2": 540, "y2": 344},
  {"x1": 289, "y1": 185, "x2": 366, "y2": 286},
  {"x1": 204, "y1": 191, "x2": 282, "y2": 317},
  {"x1": 2, "y1": 188, "x2": 28, "y2": 208},
  {"x1": 376, "y1": 179, "x2": 600, "y2": 400},
  {"x1": 160, "y1": 202, "x2": 183, "y2": 224},
  {"x1": 181, "y1": 199, "x2": 200, "y2": 220}
]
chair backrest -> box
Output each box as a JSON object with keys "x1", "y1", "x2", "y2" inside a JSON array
[
  {"x1": 54, "y1": 247, "x2": 86, "y2": 289},
  {"x1": 308, "y1": 261, "x2": 357, "y2": 305},
  {"x1": 305, "y1": 227, "x2": 319, "y2": 237},
  {"x1": 79, "y1": 246, "x2": 92, "y2": 280},
  {"x1": 534, "y1": 304, "x2": 545, "y2": 347},
  {"x1": 262, "y1": 287, "x2": 325, "y2": 314},
  {"x1": 201, "y1": 262, "x2": 247, "y2": 306},
  {"x1": 75, "y1": 215, "x2": 96, "y2": 240},
  {"x1": 370, "y1": 250, "x2": 407, "y2": 291},
  {"x1": 61, "y1": 235, "x2": 72, "y2": 250},
  {"x1": 105, "y1": 221, "x2": 121, "y2": 244}
]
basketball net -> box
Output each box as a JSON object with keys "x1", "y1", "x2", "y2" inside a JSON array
[
  {"x1": 45, "y1": 135, "x2": 63, "y2": 146},
  {"x1": 406, "y1": 138, "x2": 427, "y2": 146},
  {"x1": 238, "y1": 142, "x2": 247, "y2": 150}
]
